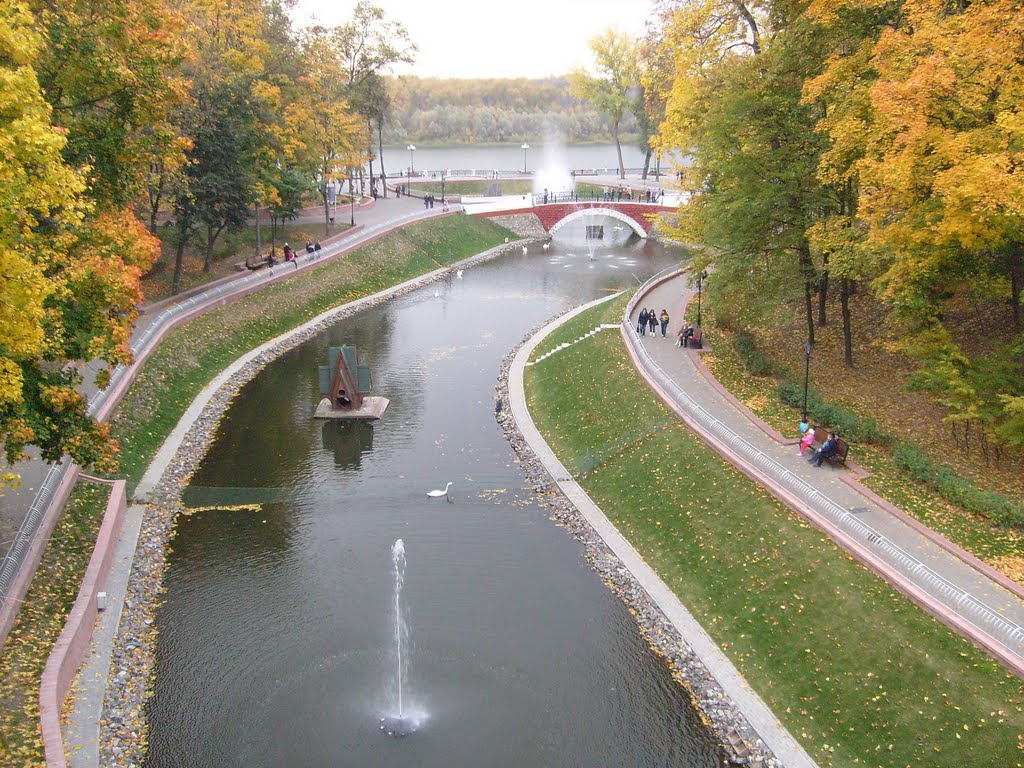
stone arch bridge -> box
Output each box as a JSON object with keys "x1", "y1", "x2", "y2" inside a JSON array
[{"x1": 475, "y1": 200, "x2": 677, "y2": 239}]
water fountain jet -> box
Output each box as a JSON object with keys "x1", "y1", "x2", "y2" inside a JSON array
[{"x1": 380, "y1": 539, "x2": 421, "y2": 737}]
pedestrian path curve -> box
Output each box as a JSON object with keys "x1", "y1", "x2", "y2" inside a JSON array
[{"x1": 627, "y1": 269, "x2": 1024, "y2": 676}]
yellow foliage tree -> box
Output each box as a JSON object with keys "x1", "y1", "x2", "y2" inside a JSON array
[{"x1": 0, "y1": 0, "x2": 157, "y2": 481}]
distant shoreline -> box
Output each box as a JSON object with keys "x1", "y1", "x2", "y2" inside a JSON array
[{"x1": 382, "y1": 138, "x2": 643, "y2": 150}]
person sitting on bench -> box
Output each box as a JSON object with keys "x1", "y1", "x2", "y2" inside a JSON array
[{"x1": 809, "y1": 432, "x2": 838, "y2": 467}]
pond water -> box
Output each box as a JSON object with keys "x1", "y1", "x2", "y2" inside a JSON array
[{"x1": 144, "y1": 222, "x2": 720, "y2": 767}]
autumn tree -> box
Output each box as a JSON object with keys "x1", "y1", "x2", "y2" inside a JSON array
[
  {"x1": 332, "y1": 1, "x2": 415, "y2": 187},
  {"x1": 656, "y1": 0, "x2": 835, "y2": 350},
  {"x1": 31, "y1": 0, "x2": 189, "y2": 208},
  {"x1": 570, "y1": 29, "x2": 642, "y2": 179},
  {"x1": 297, "y1": 24, "x2": 366, "y2": 235},
  {"x1": 0, "y1": 0, "x2": 157, "y2": 482}
]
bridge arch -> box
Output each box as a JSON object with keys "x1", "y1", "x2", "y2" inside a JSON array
[{"x1": 547, "y1": 207, "x2": 650, "y2": 239}]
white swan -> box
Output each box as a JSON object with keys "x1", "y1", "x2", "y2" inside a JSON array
[
  {"x1": 542, "y1": 242, "x2": 550, "y2": 250},
  {"x1": 456, "y1": 269, "x2": 463, "y2": 278},
  {"x1": 522, "y1": 245, "x2": 528, "y2": 254},
  {"x1": 426, "y1": 481, "x2": 453, "y2": 502}
]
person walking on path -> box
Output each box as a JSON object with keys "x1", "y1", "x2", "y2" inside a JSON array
[
  {"x1": 798, "y1": 426, "x2": 816, "y2": 456},
  {"x1": 648, "y1": 308, "x2": 657, "y2": 336},
  {"x1": 659, "y1": 309, "x2": 670, "y2": 338},
  {"x1": 638, "y1": 308, "x2": 649, "y2": 336}
]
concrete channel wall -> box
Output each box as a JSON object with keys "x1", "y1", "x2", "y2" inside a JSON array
[{"x1": 38, "y1": 479, "x2": 127, "y2": 768}]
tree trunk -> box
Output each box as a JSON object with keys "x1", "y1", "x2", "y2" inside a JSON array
[
  {"x1": 172, "y1": 223, "x2": 187, "y2": 295},
  {"x1": 641, "y1": 149, "x2": 652, "y2": 181},
  {"x1": 818, "y1": 252, "x2": 829, "y2": 326},
  {"x1": 800, "y1": 243, "x2": 815, "y2": 345},
  {"x1": 148, "y1": 178, "x2": 163, "y2": 235},
  {"x1": 377, "y1": 120, "x2": 387, "y2": 198},
  {"x1": 840, "y1": 277, "x2": 853, "y2": 367},
  {"x1": 255, "y1": 205, "x2": 261, "y2": 261},
  {"x1": 203, "y1": 224, "x2": 214, "y2": 272},
  {"x1": 734, "y1": 0, "x2": 762, "y2": 54},
  {"x1": 1011, "y1": 244, "x2": 1023, "y2": 329},
  {"x1": 323, "y1": 175, "x2": 331, "y2": 238},
  {"x1": 613, "y1": 120, "x2": 625, "y2": 179}
]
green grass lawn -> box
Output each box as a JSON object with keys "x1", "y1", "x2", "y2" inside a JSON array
[
  {"x1": 114, "y1": 215, "x2": 514, "y2": 490},
  {"x1": 0, "y1": 483, "x2": 110, "y2": 763},
  {"x1": 526, "y1": 296, "x2": 1024, "y2": 768}
]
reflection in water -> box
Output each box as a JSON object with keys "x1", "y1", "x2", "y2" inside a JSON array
[
  {"x1": 145, "y1": 230, "x2": 720, "y2": 768},
  {"x1": 321, "y1": 420, "x2": 375, "y2": 470}
]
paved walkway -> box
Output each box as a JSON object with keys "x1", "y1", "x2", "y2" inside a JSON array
[{"x1": 629, "y1": 272, "x2": 1024, "y2": 673}]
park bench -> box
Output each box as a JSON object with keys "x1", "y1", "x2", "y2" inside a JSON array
[
  {"x1": 810, "y1": 427, "x2": 849, "y2": 468},
  {"x1": 687, "y1": 325, "x2": 704, "y2": 349},
  {"x1": 238, "y1": 254, "x2": 268, "y2": 271}
]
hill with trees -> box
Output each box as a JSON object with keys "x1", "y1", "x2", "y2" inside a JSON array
[{"x1": 383, "y1": 76, "x2": 639, "y2": 144}]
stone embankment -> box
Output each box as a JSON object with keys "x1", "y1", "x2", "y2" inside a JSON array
[
  {"x1": 495, "y1": 323, "x2": 778, "y2": 768},
  {"x1": 490, "y1": 213, "x2": 548, "y2": 239}
]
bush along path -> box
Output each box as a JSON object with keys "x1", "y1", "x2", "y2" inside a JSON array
[{"x1": 523, "y1": 293, "x2": 1024, "y2": 768}]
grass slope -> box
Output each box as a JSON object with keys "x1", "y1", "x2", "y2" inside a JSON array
[
  {"x1": 525, "y1": 296, "x2": 1024, "y2": 768},
  {"x1": 0, "y1": 483, "x2": 110, "y2": 764}
]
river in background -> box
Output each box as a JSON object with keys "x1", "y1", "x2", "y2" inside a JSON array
[
  {"x1": 144, "y1": 222, "x2": 720, "y2": 767},
  {"x1": 375, "y1": 143, "x2": 678, "y2": 177}
]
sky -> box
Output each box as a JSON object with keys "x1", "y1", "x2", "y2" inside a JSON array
[{"x1": 290, "y1": 0, "x2": 657, "y2": 79}]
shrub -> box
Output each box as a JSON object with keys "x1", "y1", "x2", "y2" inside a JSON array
[
  {"x1": 777, "y1": 381, "x2": 890, "y2": 445},
  {"x1": 893, "y1": 443, "x2": 1024, "y2": 528},
  {"x1": 734, "y1": 330, "x2": 774, "y2": 376}
]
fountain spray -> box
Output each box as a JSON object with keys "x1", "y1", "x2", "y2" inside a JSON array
[{"x1": 380, "y1": 539, "x2": 418, "y2": 736}]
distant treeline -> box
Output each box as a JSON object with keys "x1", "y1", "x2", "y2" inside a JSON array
[{"x1": 383, "y1": 77, "x2": 639, "y2": 145}]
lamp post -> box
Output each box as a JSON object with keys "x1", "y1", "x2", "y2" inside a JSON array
[
  {"x1": 407, "y1": 144, "x2": 415, "y2": 191},
  {"x1": 521, "y1": 142, "x2": 530, "y2": 174},
  {"x1": 349, "y1": 171, "x2": 355, "y2": 226},
  {"x1": 802, "y1": 340, "x2": 814, "y2": 426},
  {"x1": 696, "y1": 269, "x2": 708, "y2": 327},
  {"x1": 440, "y1": 170, "x2": 446, "y2": 205}
]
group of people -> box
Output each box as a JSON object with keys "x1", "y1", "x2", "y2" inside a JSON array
[
  {"x1": 599, "y1": 186, "x2": 664, "y2": 203},
  {"x1": 636, "y1": 307, "x2": 671, "y2": 338},
  {"x1": 422, "y1": 193, "x2": 447, "y2": 210},
  {"x1": 799, "y1": 427, "x2": 841, "y2": 467},
  {"x1": 266, "y1": 240, "x2": 321, "y2": 267}
]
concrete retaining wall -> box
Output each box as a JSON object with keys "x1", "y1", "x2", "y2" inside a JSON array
[{"x1": 39, "y1": 479, "x2": 127, "y2": 768}]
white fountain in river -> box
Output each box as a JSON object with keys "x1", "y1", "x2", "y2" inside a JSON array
[
  {"x1": 533, "y1": 132, "x2": 575, "y2": 198},
  {"x1": 380, "y1": 539, "x2": 422, "y2": 736}
]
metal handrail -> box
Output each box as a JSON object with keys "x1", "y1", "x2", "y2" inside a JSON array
[{"x1": 622, "y1": 270, "x2": 1024, "y2": 658}]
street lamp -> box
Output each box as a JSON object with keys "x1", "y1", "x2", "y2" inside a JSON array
[
  {"x1": 521, "y1": 143, "x2": 530, "y2": 174},
  {"x1": 801, "y1": 340, "x2": 814, "y2": 427},
  {"x1": 440, "y1": 170, "x2": 446, "y2": 205},
  {"x1": 407, "y1": 144, "x2": 415, "y2": 191},
  {"x1": 349, "y1": 171, "x2": 355, "y2": 227},
  {"x1": 696, "y1": 270, "x2": 708, "y2": 327}
]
